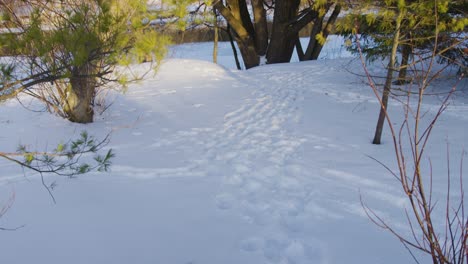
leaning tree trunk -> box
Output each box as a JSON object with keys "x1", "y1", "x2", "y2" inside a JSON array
[
  {"x1": 236, "y1": 37, "x2": 260, "y2": 69},
  {"x1": 308, "y1": 4, "x2": 341, "y2": 60},
  {"x1": 300, "y1": 4, "x2": 341, "y2": 61},
  {"x1": 63, "y1": 63, "x2": 96, "y2": 123},
  {"x1": 373, "y1": 8, "x2": 404, "y2": 145},
  {"x1": 303, "y1": 11, "x2": 324, "y2": 61},
  {"x1": 226, "y1": 24, "x2": 242, "y2": 70},
  {"x1": 214, "y1": 0, "x2": 259, "y2": 69}
]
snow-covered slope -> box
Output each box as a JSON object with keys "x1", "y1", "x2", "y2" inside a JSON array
[{"x1": 0, "y1": 41, "x2": 466, "y2": 264}]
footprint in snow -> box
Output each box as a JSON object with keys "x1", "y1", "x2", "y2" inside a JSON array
[
  {"x1": 223, "y1": 174, "x2": 244, "y2": 187},
  {"x1": 240, "y1": 237, "x2": 263, "y2": 252},
  {"x1": 263, "y1": 239, "x2": 287, "y2": 263},
  {"x1": 215, "y1": 193, "x2": 234, "y2": 210},
  {"x1": 262, "y1": 238, "x2": 326, "y2": 264}
]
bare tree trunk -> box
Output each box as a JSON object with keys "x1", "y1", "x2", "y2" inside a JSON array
[
  {"x1": 236, "y1": 0, "x2": 255, "y2": 37},
  {"x1": 252, "y1": 0, "x2": 268, "y2": 56},
  {"x1": 303, "y1": 4, "x2": 341, "y2": 60},
  {"x1": 267, "y1": 0, "x2": 301, "y2": 64},
  {"x1": 64, "y1": 64, "x2": 96, "y2": 123},
  {"x1": 395, "y1": 43, "x2": 411, "y2": 85},
  {"x1": 309, "y1": 4, "x2": 341, "y2": 60},
  {"x1": 213, "y1": 10, "x2": 219, "y2": 64},
  {"x1": 373, "y1": 61, "x2": 394, "y2": 144},
  {"x1": 304, "y1": 8, "x2": 326, "y2": 60},
  {"x1": 214, "y1": 0, "x2": 259, "y2": 69},
  {"x1": 227, "y1": 25, "x2": 242, "y2": 70},
  {"x1": 296, "y1": 37, "x2": 305, "y2": 61},
  {"x1": 226, "y1": 0, "x2": 259, "y2": 68},
  {"x1": 373, "y1": 9, "x2": 404, "y2": 144},
  {"x1": 214, "y1": 0, "x2": 317, "y2": 69},
  {"x1": 236, "y1": 38, "x2": 260, "y2": 69}
]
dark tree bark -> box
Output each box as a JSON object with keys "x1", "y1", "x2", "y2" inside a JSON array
[
  {"x1": 309, "y1": 4, "x2": 341, "y2": 60},
  {"x1": 214, "y1": 0, "x2": 322, "y2": 69},
  {"x1": 395, "y1": 44, "x2": 411, "y2": 85},
  {"x1": 252, "y1": 0, "x2": 268, "y2": 56},
  {"x1": 303, "y1": 7, "x2": 327, "y2": 60},
  {"x1": 226, "y1": 24, "x2": 242, "y2": 70},
  {"x1": 214, "y1": 0, "x2": 259, "y2": 69},
  {"x1": 236, "y1": 0, "x2": 255, "y2": 37},
  {"x1": 213, "y1": 9, "x2": 219, "y2": 64},
  {"x1": 235, "y1": 37, "x2": 260, "y2": 69},
  {"x1": 295, "y1": 37, "x2": 305, "y2": 61},
  {"x1": 64, "y1": 64, "x2": 96, "y2": 123},
  {"x1": 266, "y1": 0, "x2": 301, "y2": 63},
  {"x1": 373, "y1": 7, "x2": 403, "y2": 145},
  {"x1": 303, "y1": 4, "x2": 341, "y2": 60},
  {"x1": 373, "y1": 61, "x2": 393, "y2": 144}
]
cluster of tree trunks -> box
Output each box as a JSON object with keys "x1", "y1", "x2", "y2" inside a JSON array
[{"x1": 213, "y1": 0, "x2": 342, "y2": 69}]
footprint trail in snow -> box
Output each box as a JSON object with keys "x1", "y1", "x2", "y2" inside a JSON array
[{"x1": 107, "y1": 60, "x2": 414, "y2": 264}]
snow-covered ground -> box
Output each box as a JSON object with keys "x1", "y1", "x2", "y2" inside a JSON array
[{"x1": 0, "y1": 37, "x2": 467, "y2": 264}]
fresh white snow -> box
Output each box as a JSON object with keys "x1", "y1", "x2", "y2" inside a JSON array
[{"x1": 0, "y1": 37, "x2": 467, "y2": 264}]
